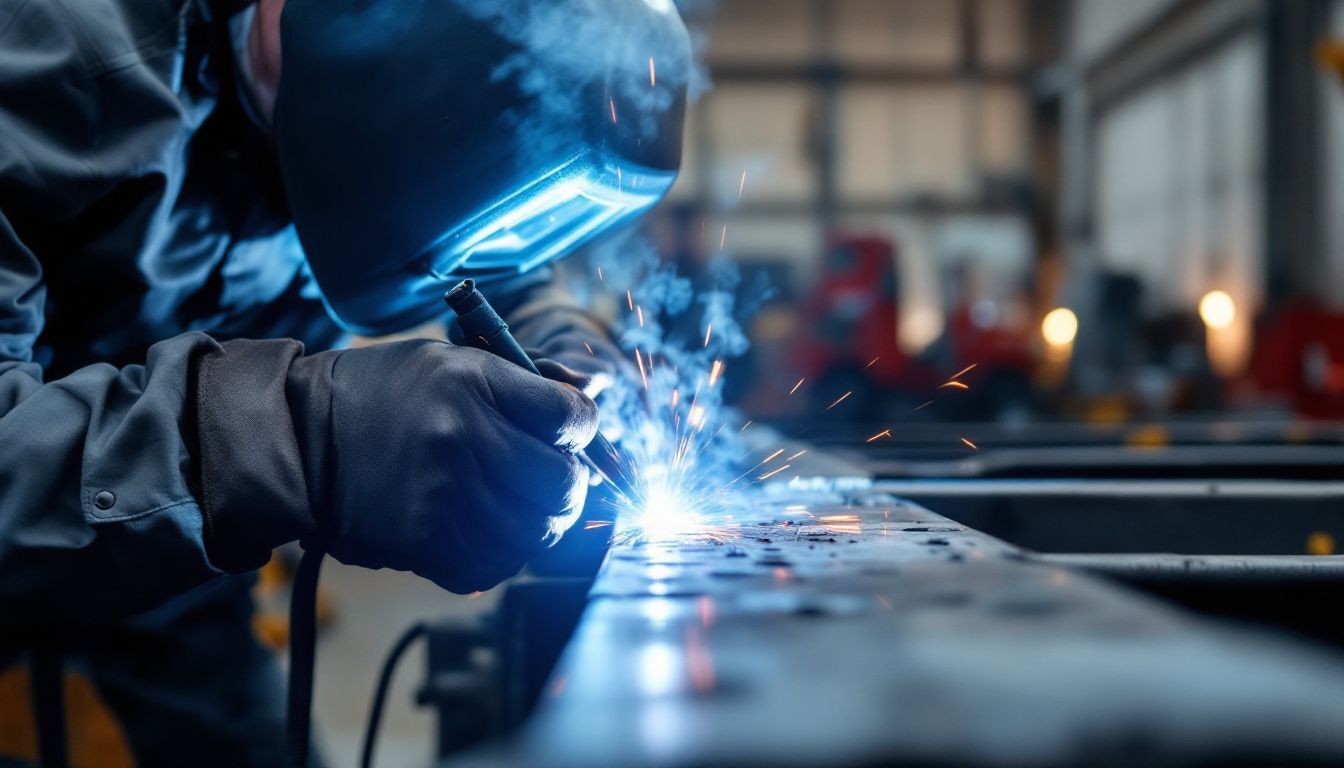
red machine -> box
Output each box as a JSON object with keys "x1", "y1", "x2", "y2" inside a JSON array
[
  {"x1": 791, "y1": 234, "x2": 1033, "y2": 419},
  {"x1": 1252, "y1": 303, "x2": 1344, "y2": 419}
]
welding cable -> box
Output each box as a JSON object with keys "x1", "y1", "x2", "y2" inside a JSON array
[
  {"x1": 359, "y1": 621, "x2": 430, "y2": 768},
  {"x1": 286, "y1": 546, "x2": 325, "y2": 768}
]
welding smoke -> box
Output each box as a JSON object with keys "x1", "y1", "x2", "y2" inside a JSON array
[{"x1": 455, "y1": 0, "x2": 694, "y2": 166}]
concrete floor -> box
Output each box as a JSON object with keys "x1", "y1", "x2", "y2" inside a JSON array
[{"x1": 310, "y1": 562, "x2": 500, "y2": 768}]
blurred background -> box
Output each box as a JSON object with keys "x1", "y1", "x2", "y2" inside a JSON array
[{"x1": 636, "y1": 0, "x2": 1344, "y2": 434}]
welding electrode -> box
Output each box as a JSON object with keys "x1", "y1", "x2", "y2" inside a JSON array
[{"x1": 445, "y1": 280, "x2": 632, "y2": 499}]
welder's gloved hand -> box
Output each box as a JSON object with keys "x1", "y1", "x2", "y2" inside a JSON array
[
  {"x1": 196, "y1": 339, "x2": 598, "y2": 594},
  {"x1": 525, "y1": 331, "x2": 636, "y2": 400}
]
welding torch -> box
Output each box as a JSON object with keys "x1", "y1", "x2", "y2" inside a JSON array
[{"x1": 445, "y1": 280, "x2": 634, "y2": 501}]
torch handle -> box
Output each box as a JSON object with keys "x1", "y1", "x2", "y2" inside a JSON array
[{"x1": 445, "y1": 280, "x2": 632, "y2": 499}]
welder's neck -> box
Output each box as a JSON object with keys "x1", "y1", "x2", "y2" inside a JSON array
[{"x1": 242, "y1": 0, "x2": 284, "y2": 125}]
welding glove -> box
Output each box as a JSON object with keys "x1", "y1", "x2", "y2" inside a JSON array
[{"x1": 195, "y1": 338, "x2": 598, "y2": 593}]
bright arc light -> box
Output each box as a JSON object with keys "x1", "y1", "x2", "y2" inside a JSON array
[
  {"x1": 1041, "y1": 307, "x2": 1079, "y2": 347},
  {"x1": 636, "y1": 483, "x2": 692, "y2": 540},
  {"x1": 1199, "y1": 290, "x2": 1236, "y2": 330}
]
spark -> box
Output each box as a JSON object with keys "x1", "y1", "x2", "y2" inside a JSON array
[
  {"x1": 788, "y1": 378, "x2": 805, "y2": 396},
  {"x1": 939, "y1": 380, "x2": 969, "y2": 390},
  {"x1": 756, "y1": 464, "x2": 791, "y2": 481},
  {"x1": 825, "y1": 391, "x2": 852, "y2": 410},
  {"x1": 708, "y1": 360, "x2": 724, "y2": 388},
  {"x1": 671, "y1": 388, "x2": 680, "y2": 408},
  {"x1": 608, "y1": 95, "x2": 618, "y2": 124},
  {"x1": 635, "y1": 348, "x2": 649, "y2": 390},
  {"x1": 584, "y1": 520, "x2": 614, "y2": 530},
  {"x1": 785, "y1": 450, "x2": 807, "y2": 461},
  {"x1": 637, "y1": 305, "x2": 645, "y2": 327},
  {"x1": 704, "y1": 324, "x2": 713, "y2": 348},
  {"x1": 912, "y1": 400, "x2": 934, "y2": 413},
  {"x1": 477, "y1": 335, "x2": 490, "y2": 347},
  {"x1": 760, "y1": 448, "x2": 786, "y2": 464},
  {"x1": 467, "y1": 591, "x2": 484, "y2": 599},
  {"x1": 960, "y1": 437, "x2": 978, "y2": 450},
  {"x1": 866, "y1": 429, "x2": 892, "y2": 443},
  {"x1": 584, "y1": 341, "x2": 595, "y2": 355},
  {"x1": 597, "y1": 267, "x2": 604, "y2": 282},
  {"x1": 950, "y1": 363, "x2": 977, "y2": 381},
  {"x1": 626, "y1": 290, "x2": 634, "y2": 311},
  {"x1": 649, "y1": 57, "x2": 656, "y2": 87},
  {"x1": 719, "y1": 224, "x2": 728, "y2": 251},
  {"x1": 689, "y1": 405, "x2": 706, "y2": 428},
  {"x1": 737, "y1": 170, "x2": 747, "y2": 201},
  {"x1": 865, "y1": 357, "x2": 880, "y2": 369},
  {"x1": 616, "y1": 166, "x2": 622, "y2": 190},
  {"x1": 819, "y1": 514, "x2": 859, "y2": 522},
  {"x1": 739, "y1": 420, "x2": 753, "y2": 432}
]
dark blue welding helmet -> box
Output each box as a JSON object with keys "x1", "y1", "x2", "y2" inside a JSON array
[{"x1": 273, "y1": 0, "x2": 689, "y2": 335}]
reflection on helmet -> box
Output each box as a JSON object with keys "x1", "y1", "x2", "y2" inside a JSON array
[{"x1": 274, "y1": 0, "x2": 689, "y2": 335}]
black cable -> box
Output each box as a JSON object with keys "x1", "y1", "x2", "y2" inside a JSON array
[
  {"x1": 30, "y1": 647, "x2": 66, "y2": 768},
  {"x1": 360, "y1": 621, "x2": 429, "y2": 768},
  {"x1": 286, "y1": 546, "x2": 325, "y2": 768}
]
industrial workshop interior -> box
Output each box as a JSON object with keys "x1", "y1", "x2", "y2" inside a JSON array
[{"x1": 6, "y1": 0, "x2": 1344, "y2": 765}]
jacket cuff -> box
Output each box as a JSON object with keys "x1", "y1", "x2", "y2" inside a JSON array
[{"x1": 194, "y1": 339, "x2": 318, "y2": 572}]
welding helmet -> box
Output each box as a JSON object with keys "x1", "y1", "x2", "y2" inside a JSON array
[{"x1": 273, "y1": 0, "x2": 690, "y2": 335}]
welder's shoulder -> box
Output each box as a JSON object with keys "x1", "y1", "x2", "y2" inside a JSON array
[
  {"x1": 0, "y1": 0, "x2": 187, "y2": 76},
  {"x1": 0, "y1": 0, "x2": 189, "y2": 210}
]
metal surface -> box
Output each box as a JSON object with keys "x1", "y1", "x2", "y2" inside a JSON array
[
  {"x1": 869, "y1": 478, "x2": 1344, "y2": 555},
  {"x1": 448, "y1": 490, "x2": 1344, "y2": 767}
]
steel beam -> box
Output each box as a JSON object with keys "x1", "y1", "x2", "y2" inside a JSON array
[{"x1": 448, "y1": 490, "x2": 1344, "y2": 767}]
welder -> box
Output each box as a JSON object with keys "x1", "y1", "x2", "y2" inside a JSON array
[{"x1": 0, "y1": 0, "x2": 687, "y2": 763}]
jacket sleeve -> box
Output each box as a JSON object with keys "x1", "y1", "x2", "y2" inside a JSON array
[{"x1": 0, "y1": 0, "x2": 314, "y2": 623}]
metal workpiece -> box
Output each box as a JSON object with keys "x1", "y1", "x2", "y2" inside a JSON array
[
  {"x1": 448, "y1": 492, "x2": 1344, "y2": 767},
  {"x1": 869, "y1": 478, "x2": 1344, "y2": 556},
  {"x1": 1035, "y1": 552, "x2": 1344, "y2": 581}
]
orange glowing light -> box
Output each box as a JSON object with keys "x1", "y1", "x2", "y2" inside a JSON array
[
  {"x1": 939, "y1": 380, "x2": 969, "y2": 390},
  {"x1": 626, "y1": 290, "x2": 634, "y2": 311},
  {"x1": 865, "y1": 357, "x2": 880, "y2": 369},
  {"x1": 825, "y1": 391, "x2": 852, "y2": 410},
  {"x1": 756, "y1": 464, "x2": 791, "y2": 481},
  {"x1": 960, "y1": 437, "x2": 978, "y2": 450},
  {"x1": 949, "y1": 363, "x2": 977, "y2": 380},
  {"x1": 635, "y1": 348, "x2": 649, "y2": 390},
  {"x1": 866, "y1": 429, "x2": 892, "y2": 443},
  {"x1": 761, "y1": 448, "x2": 786, "y2": 464},
  {"x1": 788, "y1": 378, "x2": 805, "y2": 396},
  {"x1": 708, "y1": 360, "x2": 724, "y2": 387}
]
